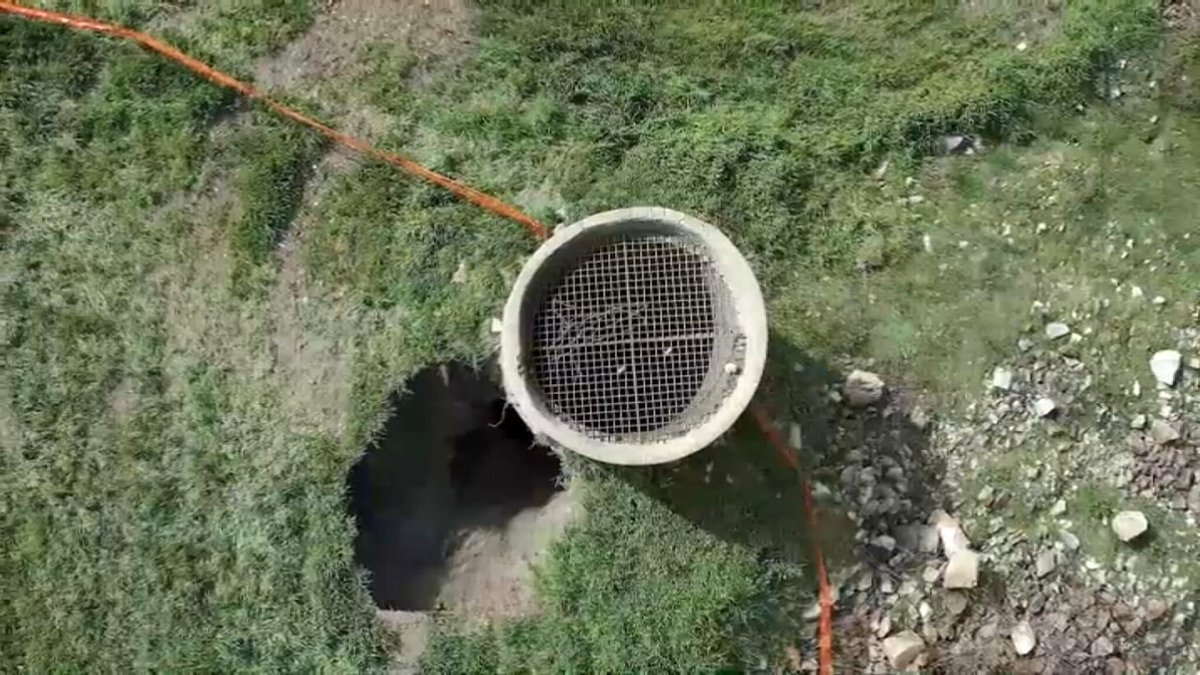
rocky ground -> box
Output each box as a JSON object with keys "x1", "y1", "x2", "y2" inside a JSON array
[{"x1": 804, "y1": 323, "x2": 1200, "y2": 672}]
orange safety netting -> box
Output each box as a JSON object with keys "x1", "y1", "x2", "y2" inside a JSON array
[{"x1": 0, "y1": 2, "x2": 832, "y2": 672}]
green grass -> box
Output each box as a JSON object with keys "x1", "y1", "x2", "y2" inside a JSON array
[
  {"x1": 422, "y1": 465, "x2": 799, "y2": 673},
  {"x1": 4, "y1": 0, "x2": 1198, "y2": 671},
  {"x1": 2, "y1": 3, "x2": 385, "y2": 671},
  {"x1": 775, "y1": 100, "x2": 1200, "y2": 401},
  {"x1": 229, "y1": 113, "x2": 324, "y2": 294}
]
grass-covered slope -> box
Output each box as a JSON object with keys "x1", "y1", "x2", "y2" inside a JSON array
[{"x1": 2, "y1": 0, "x2": 1183, "y2": 671}]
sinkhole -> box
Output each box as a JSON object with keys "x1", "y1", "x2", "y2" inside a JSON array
[{"x1": 345, "y1": 362, "x2": 564, "y2": 611}]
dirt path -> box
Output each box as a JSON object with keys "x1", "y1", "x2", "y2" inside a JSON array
[
  {"x1": 257, "y1": 0, "x2": 481, "y2": 442},
  {"x1": 254, "y1": 0, "x2": 476, "y2": 93}
]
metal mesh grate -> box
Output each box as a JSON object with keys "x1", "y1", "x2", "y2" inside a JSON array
[{"x1": 528, "y1": 234, "x2": 724, "y2": 441}]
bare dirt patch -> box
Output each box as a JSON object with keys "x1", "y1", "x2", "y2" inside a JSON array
[
  {"x1": 255, "y1": 112, "x2": 359, "y2": 442},
  {"x1": 1165, "y1": 0, "x2": 1199, "y2": 33},
  {"x1": 146, "y1": 118, "x2": 355, "y2": 441},
  {"x1": 158, "y1": 186, "x2": 237, "y2": 372},
  {"x1": 254, "y1": 0, "x2": 477, "y2": 93},
  {"x1": 257, "y1": 0, "x2": 483, "y2": 441},
  {"x1": 107, "y1": 377, "x2": 138, "y2": 425},
  {"x1": 158, "y1": 218, "x2": 278, "y2": 401},
  {"x1": 269, "y1": 221, "x2": 357, "y2": 440},
  {"x1": 958, "y1": 1, "x2": 1064, "y2": 47},
  {"x1": 438, "y1": 487, "x2": 578, "y2": 618},
  {"x1": 0, "y1": 380, "x2": 17, "y2": 456},
  {"x1": 376, "y1": 609, "x2": 433, "y2": 674}
]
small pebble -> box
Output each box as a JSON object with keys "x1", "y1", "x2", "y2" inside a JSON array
[
  {"x1": 1034, "y1": 397, "x2": 1058, "y2": 418},
  {"x1": 1046, "y1": 322, "x2": 1071, "y2": 340},
  {"x1": 1012, "y1": 621, "x2": 1037, "y2": 656}
]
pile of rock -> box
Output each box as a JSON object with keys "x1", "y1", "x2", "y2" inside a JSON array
[
  {"x1": 1128, "y1": 346, "x2": 1197, "y2": 518},
  {"x1": 822, "y1": 340, "x2": 1200, "y2": 672}
]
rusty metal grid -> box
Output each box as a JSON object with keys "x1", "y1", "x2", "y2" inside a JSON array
[{"x1": 528, "y1": 234, "x2": 725, "y2": 441}]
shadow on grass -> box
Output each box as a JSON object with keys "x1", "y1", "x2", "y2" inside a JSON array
[{"x1": 604, "y1": 333, "x2": 950, "y2": 661}]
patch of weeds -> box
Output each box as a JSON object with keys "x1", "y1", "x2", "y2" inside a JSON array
[
  {"x1": 355, "y1": 43, "x2": 420, "y2": 114},
  {"x1": 960, "y1": 444, "x2": 1062, "y2": 540},
  {"x1": 1076, "y1": 483, "x2": 1122, "y2": 523},
  {"x1": 339, "y1": 0, "x2": 1159, "y2": 276}
]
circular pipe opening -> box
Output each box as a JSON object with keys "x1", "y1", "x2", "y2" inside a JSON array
[{"x1": 501, "y1": 207, "x2": 767, "y2": 465}]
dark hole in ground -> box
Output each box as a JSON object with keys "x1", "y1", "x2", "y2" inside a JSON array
[{"x1": 345, "y1": 363, "x2": 563, "y2": 611}]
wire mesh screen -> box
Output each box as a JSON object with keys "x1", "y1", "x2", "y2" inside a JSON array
[{"x1": 528, "y1": 234, "x2": 731, "y2": 441}]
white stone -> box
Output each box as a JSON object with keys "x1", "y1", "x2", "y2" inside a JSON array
[
  {"x1": 1150, "y1": 350, "x2": 1182, "y2": 387},
  {"x1": 919, "y1": 601, "x2": 933, "y2": 622},
  {"x1": 882, "y1": 631, "x2": 926, "y2": 671},
  {"x1": 1046, "y1": 322, "x2": 1071, "y2": 339},
  {"x1": 1050, "y1": 499, "x2": 1068, "y2": 517},
  {"x1": 991, "y1": 366, "x2": 1014, "y2": 391},
  {"x1": 1131, "y1": 414, "x2": 1147, "y2": 430},
  {"x1": 1035, "y1": 549, "x2": 1057, "y2": 578},
  {"x1": 930, "y1": 510, "x2": 971, "y2": 557},
  {"x1": 1011, "y1": 621, "x2": 1037, "y2": 656},
  {"x1": 922, "y1": 565, "x2": 941, "y2": 584},
  {"x1": 1112, "y1": 511, "x2": 1149, "y2": 542},
  {"x1": 944, "y1": 550, "x2": 980, "y2": 589},
  {"x1": 1034, "y1": 397, "x2": 1057, "y2": 417},
  {"x1": 451, "y1": 260, "x2": 469, "y2": 284},
  {"x1": 1060, "y1": 530, "x2": 1080, "y2": 550},
  {"x1": 489, "y1": 317, "x2": 503, "y2": 333},
  {"x1": 946, "y1": 591, "x2": 969, "y2": 616},
  {"x1": 845, "y1": 370, "x2": 885, "y2": 407},
  {"x1": 1151, "y1": 419, "x2": 1181, "y2": 445},
  {"x1": 872, "y1": 535, "x2": 897, "y2": 552},
  {"x1": 855, "y1": 571, "x2": 874, "y2": 592},
  {"x1": 1016, "y1": 41, "x2": 1028, "y2": 51}
]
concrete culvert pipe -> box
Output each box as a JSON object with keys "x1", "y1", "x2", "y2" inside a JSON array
[{"x1": 500, "y1": 207, "x2": 767, "y2": 465}]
